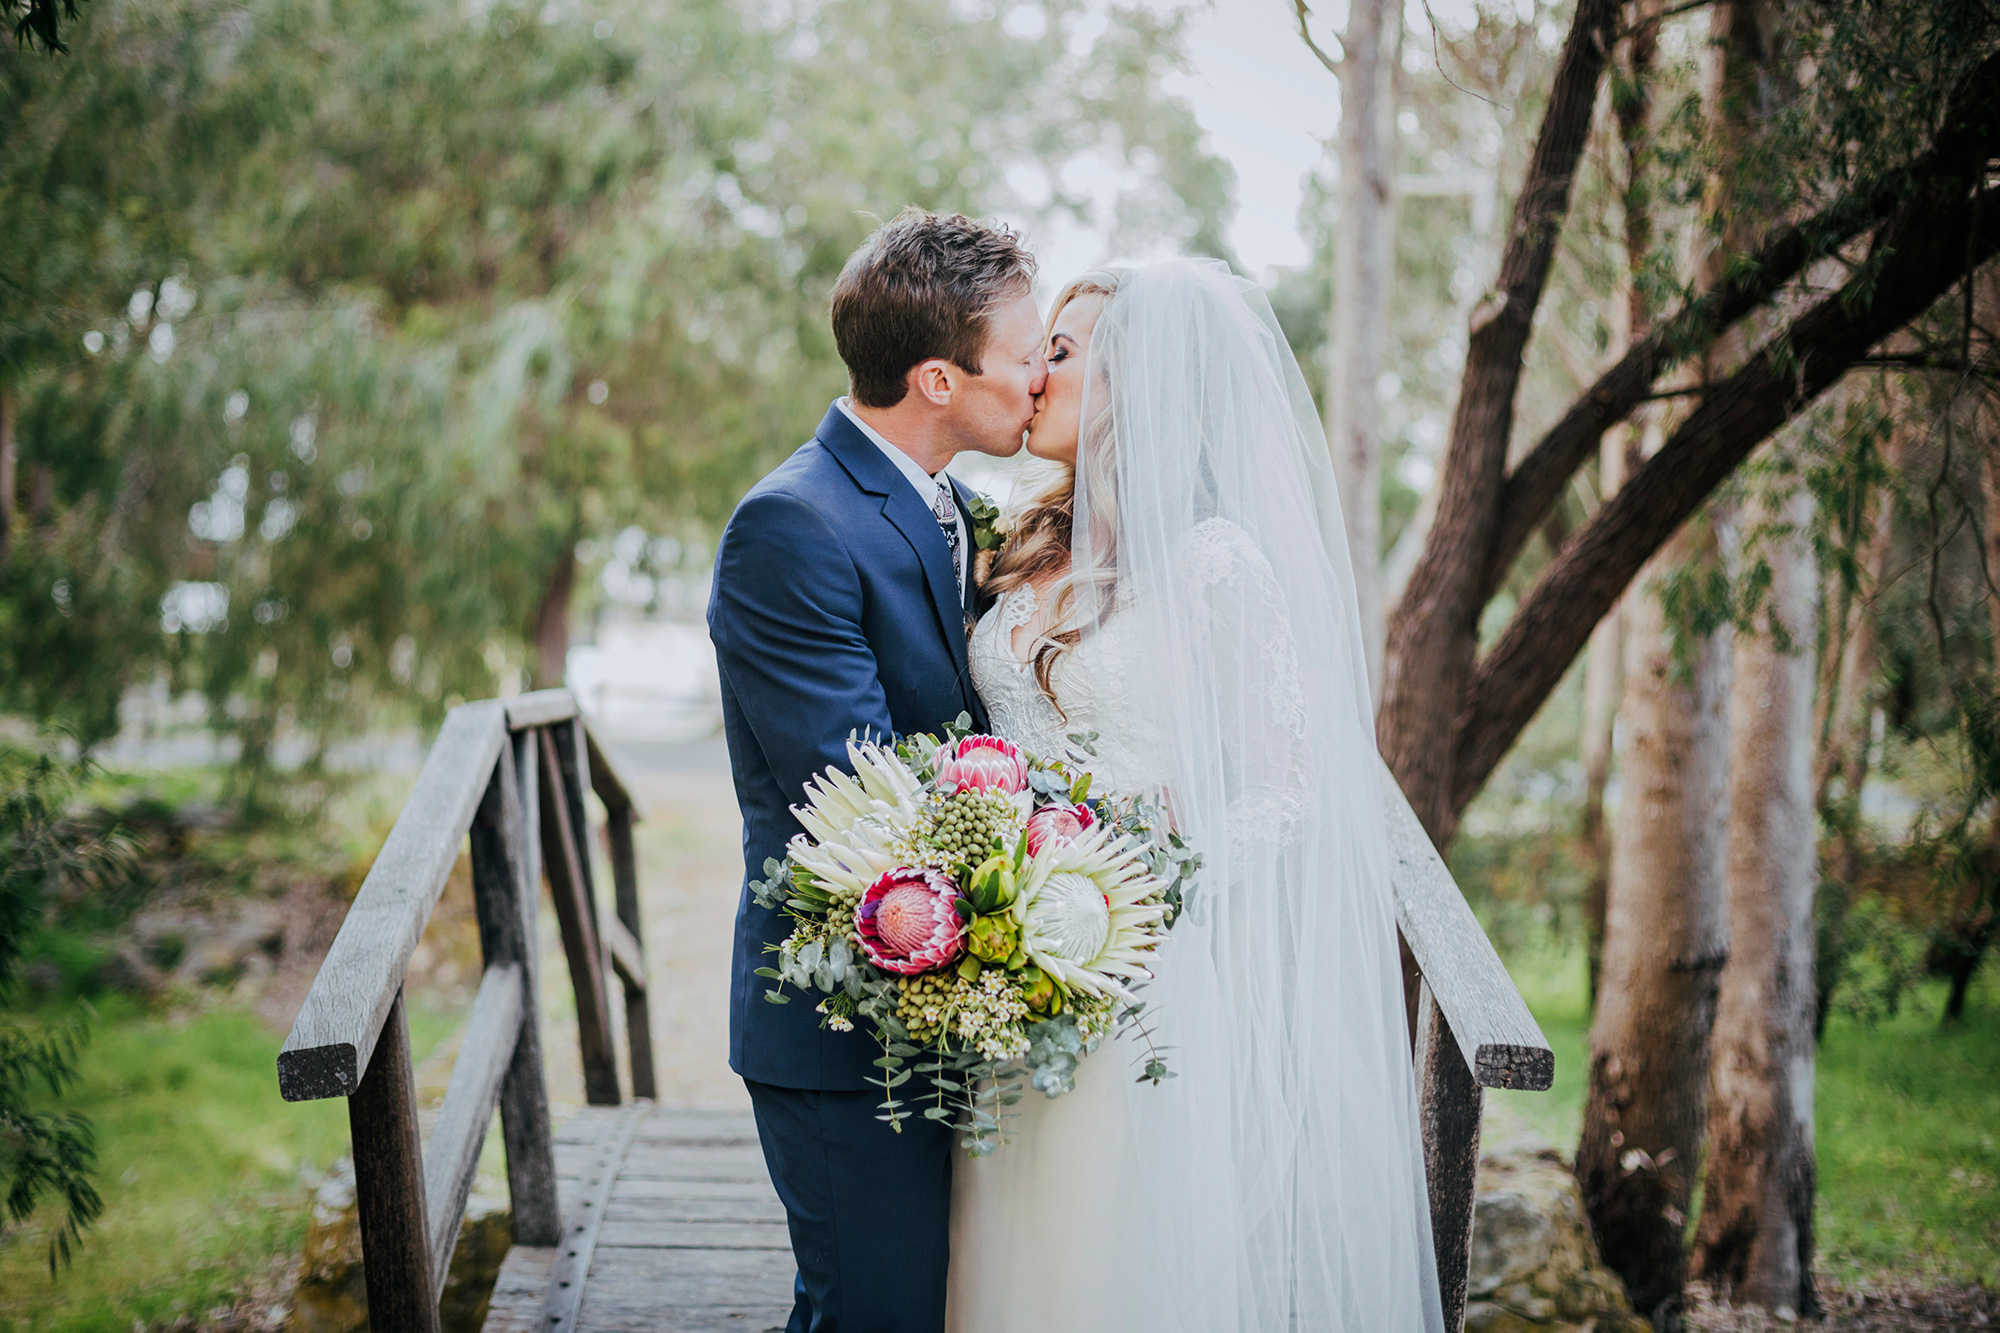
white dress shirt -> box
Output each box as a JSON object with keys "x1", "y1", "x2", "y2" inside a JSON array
[{"x1": 836, "y1": 396, "x2": 969, "y2": 603}]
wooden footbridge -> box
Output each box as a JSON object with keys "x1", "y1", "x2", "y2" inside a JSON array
[{"x1": 278, "y1": 688, "x2": 1552, "y2": 1332}]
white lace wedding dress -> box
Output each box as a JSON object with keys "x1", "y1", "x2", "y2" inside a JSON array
[
  {"x1": 948, "y1": 577, "x2": 1166, "y2": 1333},
  {"x1": 944, "y1": 259, "x2": 1443, "y2": 1333}
]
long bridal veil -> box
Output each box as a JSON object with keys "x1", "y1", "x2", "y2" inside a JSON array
[{"x1": 1070, "y1": 259, "x2": 1444, "y2": 1331}]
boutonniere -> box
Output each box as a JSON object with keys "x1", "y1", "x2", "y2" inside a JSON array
[{"x1": 966, "y1": 492, "x2": 1009, "y2": 588}]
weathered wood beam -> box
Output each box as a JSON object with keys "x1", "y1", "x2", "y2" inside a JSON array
[
  {"x1": 348, "y1": 987, "x2": 440, "y2": 1333},
  {"x1": 1382, "y1": 759, "x2": 1554, "y2": 1091},
  {"x1": 538, "y1": 728, "x2": 622, "y2": 1106},
  {"x1": 422, "y1": 961, "x2": 524, "y2": 1293},
  {"x1": 505, "y1": 688, "x2": 580, "y2": 730},
  {"x1": 602, "y1": 794, "x2": 657, "y2": 1100},
  {"x1": 606, "y1": 917, "x2": 646, "y2": 994},
  {"x1": 585, "y1": 727, "x2": 645, "y2": 822},
  {"x1": 538, "y1": 1100, "x2": 654, "y2": 1333},
  {"x1": 279, "y1": 702, "x2": 506, "y2": 1101},
  {"x1": 1416, "y1": 984, "x2": 1485, "y2": 1333},
  {"x1": 476, "y1": 733, "x2": 563, "y2": 1247}
]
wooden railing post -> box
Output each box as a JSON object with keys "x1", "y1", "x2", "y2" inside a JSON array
[
  {"x1": 537, "y1": 726, "x2": 622, "y2": 1105},
  {"x1": 470, "y1": 740, "x2": 561, "y2": 1246},
  {"x1": 1416, "y1": 981, "x2": 1484, "y2": 1333},
  {"x1": 348, "y1": 987, "x2": 440, "y2": 1333},
  {"x1": 603, "y1": 797, "x2": 657, "y2": 1099}
]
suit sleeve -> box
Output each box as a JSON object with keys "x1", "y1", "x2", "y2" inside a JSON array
[{"x1": 709, "y1": 488, "x2": 893, "y2": 805}]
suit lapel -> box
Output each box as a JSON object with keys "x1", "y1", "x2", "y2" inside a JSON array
[
  {"x1": 949, "y1": 475, "x2": 980, "y2": 622},
  {"x1": 949, "y1": 475, "x2": 991, "y2": 732},
  {"x1": 815, "y1": 406, "x2": 975, "y2": 699}
]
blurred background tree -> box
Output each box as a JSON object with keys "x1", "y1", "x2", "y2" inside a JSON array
[{"x1": 0, "y1": 0, "x2": 1229, "y2": 773}]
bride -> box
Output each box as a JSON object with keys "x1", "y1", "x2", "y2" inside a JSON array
[{"x1": 948, "y1": 259, "x2": 1445, "y2": 1332}]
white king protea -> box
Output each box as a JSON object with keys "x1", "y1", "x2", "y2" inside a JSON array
[
  {"x1": 785, "y1": 742, "x2": 925, "y2": 896},
  {"x1": 1015, "y1": 822, "x2": 1171, "y2": 999}
]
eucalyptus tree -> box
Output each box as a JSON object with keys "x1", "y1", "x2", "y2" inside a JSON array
[{"x1": 1295, "y1": 0, "x2": 1399, "y2": 694}]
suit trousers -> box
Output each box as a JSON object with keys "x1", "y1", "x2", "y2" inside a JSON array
[{"x1": 745, "y1": 1077, "x2": 955, "y2": 1333}]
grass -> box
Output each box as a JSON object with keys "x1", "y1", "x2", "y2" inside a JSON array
[
  {"x1": 1490, "y1": 941, "x2": 2000, "y2": 1286},
  {"x1": 0, "y1": 996, "x2": 461, "y2": 1333},
  {"x1": 1815, "y1": 969, "x2": 2000, "y2": 1283}
]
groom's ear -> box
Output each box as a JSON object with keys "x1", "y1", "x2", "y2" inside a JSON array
[{"x1": 909, "y1": 358, "x2": 957, "y2": 408}]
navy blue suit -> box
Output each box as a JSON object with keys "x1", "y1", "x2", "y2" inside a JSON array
[{"x1": 708, "y1": 403, "x2": 987, "y2": 1333}]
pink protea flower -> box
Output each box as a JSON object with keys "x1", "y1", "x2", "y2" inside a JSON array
[
  {"x1": 856, "y1": 868, "x2": 966, "y2": 975},
  {"x1": 1026, "y1": 804, "x2": 1084, "y2": 856},
  {"x1": 934, "y1": 735, "x2": 1028, "y2": 796}
]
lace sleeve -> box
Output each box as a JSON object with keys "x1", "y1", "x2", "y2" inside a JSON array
[{"x1": 1180, "y1": 519, "x2": 1314, "y2": 861}]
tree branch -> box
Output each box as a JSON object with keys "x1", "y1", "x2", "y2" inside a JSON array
[
  {"x1": 1476, "y1": 48, "x2": 2000, "y2": 606},
  {"x1": 1620, "y1": 0, "x2": 1714, "y2": 37},
  {"x1": 1377, "y1": 0, "x2": 1623, "y2": 840},
  {"x1": 1294, "y1": 0, "x2": 1343, "y2": 75},
  {"x1": 1448, "y1": 171, "x2": 2000, "y2": 820}
]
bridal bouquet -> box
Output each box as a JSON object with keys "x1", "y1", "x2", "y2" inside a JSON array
[{"x1": 750, "y1": 719, "x2": 1201, "y2": 1153}]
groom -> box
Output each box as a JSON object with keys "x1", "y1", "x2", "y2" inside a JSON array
[{"x1": 707, "y1": 209, "x2": 1045, "y2": 1333}]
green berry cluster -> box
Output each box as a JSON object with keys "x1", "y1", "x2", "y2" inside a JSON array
[
  {"x1": 932, "y1": 791, "x2": 1015, "y2": 861},
  {"x1": 896, "y1": 972, "x2": 957, "y2": 1044}
]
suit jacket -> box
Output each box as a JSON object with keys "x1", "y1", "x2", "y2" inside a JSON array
[{"x1": 708, "y1": 402, "x2": 990, "y2": 1091}]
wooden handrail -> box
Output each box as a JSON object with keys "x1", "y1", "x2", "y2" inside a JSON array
[
  {"x1": 279, "y1": 703, "x2": 508, "y2": 1101},
  {"x1": 277, "y1": 690, "x2": 657, "y2": 1333},
  {"x1": 1382, "y1": 757, "x2": 1555, "y2": 1092},
  {"x1": 1380, "y1": 755, "x2": 1556, "y2": 1332}
]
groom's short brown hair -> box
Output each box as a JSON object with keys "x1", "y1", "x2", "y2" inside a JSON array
[{"x1": 830, "y1": 208, "x2": 1037, "y2": 408}]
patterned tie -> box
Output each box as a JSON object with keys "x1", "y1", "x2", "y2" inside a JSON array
[{"x1": 933, "y1": 477, "x2": 962, "y2": 593}]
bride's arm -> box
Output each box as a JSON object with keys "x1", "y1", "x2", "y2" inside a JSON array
[{"x1": 1180, "y1": 519, "x2": 1315, "y2": 861}]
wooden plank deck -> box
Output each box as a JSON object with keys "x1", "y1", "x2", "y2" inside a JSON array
[{"x1": 481, "y1": 1104, "x2": 794, "y2": 1333}]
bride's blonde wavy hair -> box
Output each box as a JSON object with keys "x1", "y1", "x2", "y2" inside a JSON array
[{"x1": 983, "y1": 272, "x2": 1122, "y2": 711}]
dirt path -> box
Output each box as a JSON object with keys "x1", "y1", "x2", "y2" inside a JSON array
[{"x1": 621, "y1": 763, "x2": 751, "y2": 1111}]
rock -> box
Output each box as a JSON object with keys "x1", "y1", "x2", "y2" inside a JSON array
[
  {"x1": 1469, "y1": 1190, "x2": 1557, "y2": 1296},
  {"x1": 289, "y1": 1159, "x2": 514, "y2": 1333},
  {"x1": 1464, "y1": 1107, "x2": 1651, "y2": 1333},
  {"x1": 440, "y1": 1198, "x2": 515, "y2": 1332},
  {"x1": 289, "y1": 1166, "x2": 364, "y2": 1333}
]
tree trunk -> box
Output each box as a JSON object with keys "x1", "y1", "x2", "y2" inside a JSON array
[
  {"x1": 1580, "y1": 424, "x2": 1634, "y2": 1007},
  {"x1": 1692, "y1": 470, "x2": 1822, "y2": 1318},
  {"x1": 1329, "y1": 0, "x2": 1397, "y2": 701},
  {"x1": 1982, "y1": 266, "x2": 2000, "y2": 674},
  {"x1": 1378, "y1": 0, "x2": 1623, "y2": 841},
  {"x1": 1580, "y1": 8, "x2": 1794, "y2": 1322},
  {"x1": 1578, "y1": 512, "x2": 1733, "y2": 1330},
  {"x1": 1940, "y1": 914, "x2": 1995, "y2": 1024},
  {"x1": 532, "y1": 542, "x2": 578, "y2": 690},
  {"x1": 1585, "y1": 3, "x2": 1665, "y2": 1006},
  {"x1": 1940, "y1": 295, "x2": 2000, "y2": 1027},
  {"x1": 0, "y1": 384, "x2": 14, "y2": 567}
]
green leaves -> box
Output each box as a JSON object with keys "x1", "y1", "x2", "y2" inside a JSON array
[{"x1": 0, "y1": 1012, "x2": 101, "y2": 1276}]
